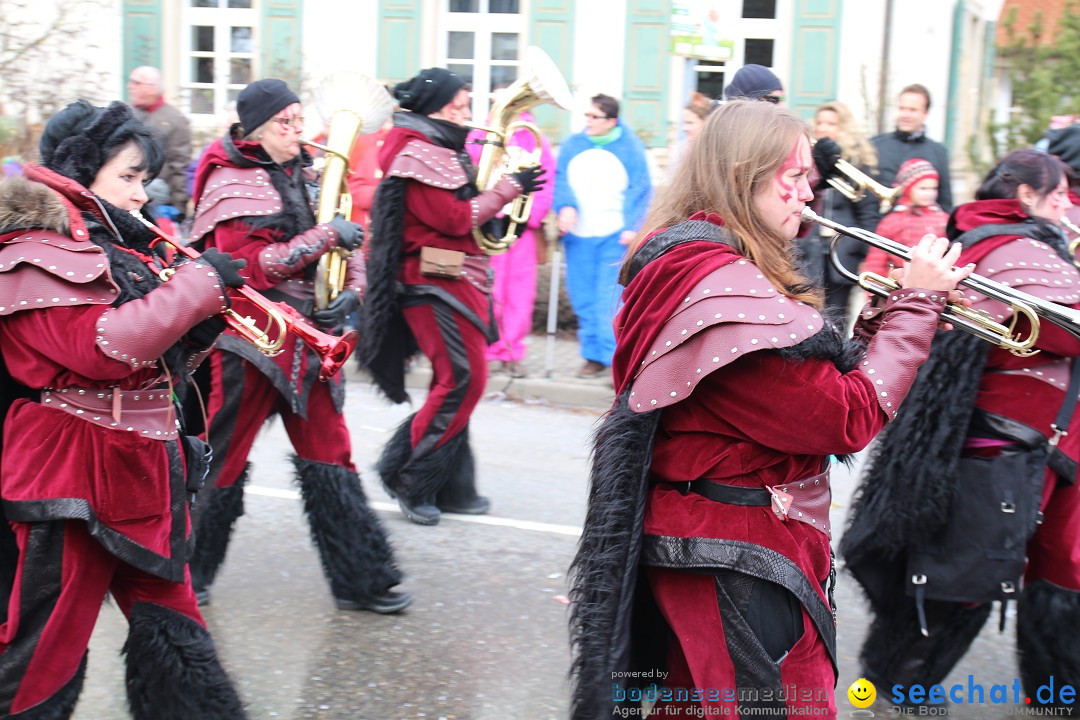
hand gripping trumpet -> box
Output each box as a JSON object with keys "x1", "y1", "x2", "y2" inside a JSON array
[
  {"x1": 131, "y1": 212, "x2": 357, "y2": 381},
  {"x1": 801, "y1": 207, "x2": 1080, "y2": 357}
]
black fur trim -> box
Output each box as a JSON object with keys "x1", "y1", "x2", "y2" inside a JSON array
[
  {"x1": 245, "y1": 157, "x2": 317, "y2": 242},
  {"x1": 860, "y1": 596, "x2": 990, "y2": 692},
  {"x1": 123, "y1": 602, "x2": 247, "y2": 720},
  {"x1": 291, "y1": 455, "x2": 402, "y2": 598},
  {"x1": 10, "y1": 653, "x2": 86, "y2": 719},
  {"x1": 356, "y1": 177, "x2": 417, "y2": 402},
  {"x1": 434, "y1": 430, "x2": 480, "y2": 508},
  {"x1": 377, "y1": 418, "x2": 470, "y2": 506},
  {"x1": 44, "y1": 102, "x2": 146, "y2": 189},
  {"x1": 841, "y1": 329, "x2": 989, "y2": 574},
  {"x1": 1018, "y1": 581, "x2": 1080, "y2": 705},
  {"x1": 188, "y1": 466, "x2": 249, "y2": 593},
  {"x1": 569, "y1": 391, "x2": 660, "y2": 720}
]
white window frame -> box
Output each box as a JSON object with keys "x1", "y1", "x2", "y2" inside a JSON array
[
  {"x1": 439, "y1": 0, "x2": 527, "y2": 120},
  {"x1": 180, "y1": 1, "x2": 259, "y2": 119}
]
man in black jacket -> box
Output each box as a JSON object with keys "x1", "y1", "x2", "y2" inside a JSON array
[{"x1": 872, "y1": 83, "x2": 953, "y2": 212}]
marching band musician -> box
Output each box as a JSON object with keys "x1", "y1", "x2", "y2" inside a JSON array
[
  {"x1": 188, "y1": 78, "x2": 411, "y2": 614},
  {"x1": 843, "y1": 149, "x2": 1080, "y2": 709},
  {"x1": 0, "y1": 101, "x2": 246, "y2": 719},
  {"x1": 358, "y1": 67, "x2": 546, "y2": 526},
  {"x1": 568, "y1": 100, "x2": 971, "y2": 719}
]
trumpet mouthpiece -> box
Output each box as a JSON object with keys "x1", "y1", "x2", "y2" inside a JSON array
[{"x1": 800, "y1": 207, "x2": 821, "y2": 223}]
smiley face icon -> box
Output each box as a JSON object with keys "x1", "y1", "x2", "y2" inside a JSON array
[{"x1": 848, "y1": 677, "x2": 876, "y2": 709}]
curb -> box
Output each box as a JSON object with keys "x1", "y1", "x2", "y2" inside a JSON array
[{"x1": 345, "y1": 364, "x2": 615, "y2": 411}]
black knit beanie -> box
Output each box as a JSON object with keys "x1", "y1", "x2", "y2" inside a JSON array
[
  {"x1": 1046, "y1": 125, "x2": 1080, "y2": 177},
  {"x1": 237, "y1": 78, "x2": 300, "y2": 135},
  {"x1": 725, "y1": 64, "x2": 783, "y2": 100},
  {"x1": 393, "y1": 68, "x2": 466, "y2": 116}
]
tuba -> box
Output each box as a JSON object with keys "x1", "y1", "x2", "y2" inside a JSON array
[
  {"x1": 303, "y1": 73, "x2": 394, "y2": 310},
  {"x1": 468, "y1": 46, "x2": 572, "y2": 255}
]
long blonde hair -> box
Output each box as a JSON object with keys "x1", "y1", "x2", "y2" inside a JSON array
[
  {"x1": 815, "y1": 100, "x2": 877, "y2": 172},
  {"x1": 624, "y1": 100, "x2": 820, "y2": 306}
]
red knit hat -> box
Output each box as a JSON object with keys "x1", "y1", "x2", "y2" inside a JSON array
[{"x1": 894, "y1": 158, "x2": 939, "y2": 202}]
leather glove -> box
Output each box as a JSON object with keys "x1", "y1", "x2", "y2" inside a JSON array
[
  {"x1": 327, "y1": 215, "x2": 363, "y2": 252},
  {"x1": 199, "y1": 248, "x2": 247, "y2": 289},
  {"x1": 312, "y1": 288, "x2": 360, "y2": 332},
  {"x1": 812, "y1": 137, "x2": 843, "y2": 182},
  {"x1": 509, "y1": 165, "x2": 547, "y2": 195},
  {"x1": 186, "y1": 315, "x2": 227, "y2": 349}
]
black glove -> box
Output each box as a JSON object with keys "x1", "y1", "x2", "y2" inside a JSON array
[
  {"x1": 186, "y1": 315, "x2": 227, "y2": 349},
  {"x1": 327, "y1": 215, "x2": 363, "y2": 252},
  {"x1": 312, "y1": 289, "x2": 360, "y2": 332},
  {"x1": 812, "y1": 138, "x2": 843, "y2": 181},
  {"x1": 510, "y1": 165, "x2": 547, "y2": 195},
  {"x1": 199, "y1": 248, "x2": 247, "y2": 289}
]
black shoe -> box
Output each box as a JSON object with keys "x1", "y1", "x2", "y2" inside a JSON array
[
  {"x1": 335, "y1": 590, "x2": 413, "y2": 614},
  {"x1": 194, "y1": 587, "x2": 210, "y2": 607},
  {"x1": 397, "y1": 497, "x2": 440, "y2": 525},
  {"x1": 438, "y1": 495, "x2": 491, "y2": 515}
]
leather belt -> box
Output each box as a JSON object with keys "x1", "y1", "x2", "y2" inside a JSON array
[
  {"x1": 682, "y1": 468, "x2": 833, "y2": 538},
  {"x1": 40, "y1": 387, "x2": 178, "y2": 440}
]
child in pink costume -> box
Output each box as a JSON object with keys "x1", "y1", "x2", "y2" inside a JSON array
[
  {"x1": 467, "y1": 111, "x2": 555, "y2": 377},
  {"x1": 864, "y1": 157, "x2": 949, "y2": 277}
]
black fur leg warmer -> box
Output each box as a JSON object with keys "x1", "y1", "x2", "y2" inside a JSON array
[
  {"x1": 375, "y1": 414, "x2": 416, "y2": 500},
  {"x1": 10, "y1": 653, "x2": 86, "y2": 719},
  {"x1": 1018, "y1": 581, "x2": 1080, "y2": 706},
  {"x1": 861, "y1": 598, "x2": 990, "y2": 691},
  {"x1": 123, "y1": 602, "x2": 247, "y2": 720},
  {"x1": 189, "y1": 465, "x2": 249, "y2": 593},
  {"x1": 434, "y1": 427, "x2": 480, "y2": 508},
  {"x1": 292, "y1": 455, "x2": 403, "y2": 599}
]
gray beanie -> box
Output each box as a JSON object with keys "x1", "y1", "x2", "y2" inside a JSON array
[{"x1": 725, "y1": 64, "x2": 783, "y2": 100}]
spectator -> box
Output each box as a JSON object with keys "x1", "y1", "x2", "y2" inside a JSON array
[
  {"x1": 347, "y1": 118, "x2": 393, "y2": 234},
  {"x1": 724, "y1": 64, "x2": 784, "y2": 104},
  {"x1": 667, "y1": 91, "x2": 716, "y2": 177},
  {"x1": 128, "y1": 66, "x2": 193, "y2": 218},
  {"x1": 863, "y1": 158, "x2": 949, "y2": 278},
  {"x1": 797, "y1": 100, "x2": 880, "y2": 325},
  {"x1": 466, "y1": 93, "x2": 557, "y2": 378},
  {"x1": 554, "y1": 93, "x2": 652, "y2": 379},
  {"x1": 871, "y1": 83, "x2": 953, "y2": 212}
]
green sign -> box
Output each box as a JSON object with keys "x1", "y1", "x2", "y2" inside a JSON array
[{"x1": 670, "y1": 1, "x2": 735, "y2": 61}]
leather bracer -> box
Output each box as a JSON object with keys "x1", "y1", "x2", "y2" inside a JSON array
[{"x1": 258, "y1": 224, "x2": 337, "y2": 281}]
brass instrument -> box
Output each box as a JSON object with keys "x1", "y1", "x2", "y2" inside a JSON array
[
  {"x1": 468, "y1": 46, "x2": 572, "y2": 255},
  {"x1": 824, "y1": 155, "x2": 902, "y2": 215},
  {"x1": 132, "y1": 212, "x2": 357, "y2": 381},
  {"x1": 802, "y1": 207, "x2": 1080, "y2": 356},
  {"x1": 1061, "y1": 214, "x2": 1080, "y2": 260},
  {"x1": 305, "y1": 73, "x2": 395, "y2": 309}
]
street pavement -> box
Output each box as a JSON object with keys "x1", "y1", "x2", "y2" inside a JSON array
[{"x1": 73, "y1": 337, "x2": 1033, "y2": 719}]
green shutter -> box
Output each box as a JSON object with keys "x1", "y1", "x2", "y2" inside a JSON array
[
  {"x1": 530, "y1": 0, "x2": 575, "y2": 140},
  {"x1": 123, "y1": 0, "x2": 163, "y2": 100},
  {"x1": 262, "y1": 0, "x2": 304, "y2": 91},
  {"x1": 623, "y1": 0, "x2": 670, "y2": 148},
  {"x1": 789, "y1": 0, "x2": 843, "y2": 120},
  {"x1": 377, "y1": 0, "x2": 421, "y2": 85}
]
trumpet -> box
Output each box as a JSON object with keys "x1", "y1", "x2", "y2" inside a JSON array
[
  {"x1": 824, "y1": 157, "x2": 902, "y2": 215},
  {"x1": 802, "y1": 207, "x2": 1080, "y2": 356},
  {"x1": 131, "y1": 212, "x2": 358, "y2": 381},
  {"x1": 1061, "y1": 215, "x2": 1080, "y2": 260}
]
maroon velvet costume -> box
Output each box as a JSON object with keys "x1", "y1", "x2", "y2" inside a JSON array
[
  {"x1": 0, "y1": 165, "x2": 231, "y2": 716},
  {"x1": 187, "y1": 131, "x2": 402, "y2": 606},
  {"x1": 571, "y1": 213, "x2": 949, "y2": 719}
]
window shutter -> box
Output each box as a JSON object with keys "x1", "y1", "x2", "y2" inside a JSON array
[
  {"x1": 262, "y1": 0, "x2": 304, "y2": 90},
  {"x1": 377, "y1": 0, "x2": 422, "y2": 85},
  {"x1": 123, "y1": 0, "x2": 163, "y2": 99},
  {"x1": 623, "y1": 0, "x2": 670, "y2": 149},
  {"x1": 788, "y1": 0, "x2": 843, "y2": 120},
  {"x1": 529, "y1": 0, "x2": 575, "y2": 141}
]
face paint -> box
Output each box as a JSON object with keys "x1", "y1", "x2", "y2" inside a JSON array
[{"x1": 776, "y1": 140, "x2": 807, "y2": 204}]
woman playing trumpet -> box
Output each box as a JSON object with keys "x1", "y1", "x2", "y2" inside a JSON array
[
  {"x1": 0, "y1": 101, "x2": 246, "y2": 718},
  {"x1": 188, "y1": 78, "x2": 410, "y2": 613},
  {"x1": 843, "y1": 149, "x2": 1080, "y2": 709}
]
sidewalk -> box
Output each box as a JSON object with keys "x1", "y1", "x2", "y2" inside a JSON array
[{"x1": 345, "y1": 331, "x2": 616, "y2": 410}]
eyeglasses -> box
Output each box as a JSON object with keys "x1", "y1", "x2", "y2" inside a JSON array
[
  {"x1": 273, "y1": 116, "x2": 305, "y2": 129},
  {"x1": 584, "y1": 112, "x2": 610, "y2": 120},
  {"x1": 761, "y1": 95, "x2": 783, "y2": 105}
]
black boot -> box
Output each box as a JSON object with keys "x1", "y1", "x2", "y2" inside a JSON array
[
  {"x1": 376, "y1": 415, "x2": 441, "y2": 525},
  {"x1": 1018, "y1": 580, "x2": 1080, "y2": 707},
  {"x1": 9, "y1": 653, "x2": 86, "y2": 719},
  {"x1": 435, "y1": 428, "x2": 490, "y2": 515},
  {"x1": 188, "y1": 465, "x2": 249, "y2": 606},
  {"x1": 123, "y1": 602, "x2": 247, "y2": 720},
  {"x1": 292, "y1": 455, "x2": 412, "y2": 613}
]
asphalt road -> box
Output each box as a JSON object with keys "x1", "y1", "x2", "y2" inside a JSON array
[{"x1": 72, "y1": 381, "x2": 1030, "y2": 719}]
